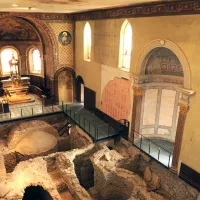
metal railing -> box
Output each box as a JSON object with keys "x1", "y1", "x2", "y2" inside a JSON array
[
  {"x1": 0, "y1": 101, "x2": 64, "y2": 122},
  {"x1": 64, "y1": 104, "x2": 120, "y2": 142},
  {"x1": 132, "y1": 130, "x2": 173, "y2": 168}
]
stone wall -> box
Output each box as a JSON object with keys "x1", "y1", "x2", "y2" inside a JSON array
[{"x1": 0, "y1": 113, "x2": 66, "y2": 139}]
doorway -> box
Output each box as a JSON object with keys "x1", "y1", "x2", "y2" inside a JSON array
[{"x1": 76, "y1": 75, "x2": 84, "y2": 103}]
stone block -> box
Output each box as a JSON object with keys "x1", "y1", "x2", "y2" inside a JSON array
[
  {"x1": 144, "y1": 167, "x2": 152, "y2": 182},
  {"x1": 3, "y1": 152, "x2": 17, "y2": 173},
  {"x1": 0, "y1": 154, "x2": 6, "y2": 178}
]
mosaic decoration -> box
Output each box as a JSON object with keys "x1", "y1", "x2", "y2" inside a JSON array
[
  {"x1": 46, "y1": 21, "x2": 74, "y2": 66},
  {"x1": 145, "y1": 47, "x2": 184, "y2": 77},
  {"x1": 100, "y1": 78, "x2": 131, "y2": 120},
  {"x1": 58, "y1": 31, "x2": 72, "y2": 46},
  {"x1": 0, "y1": 17, "x2": 39, "y2": 41}
]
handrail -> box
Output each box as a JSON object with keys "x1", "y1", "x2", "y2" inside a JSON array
[
  {"x1": 132, "y1": 129, "x2": 173, "y2": 168},
  {"x1": 0, "y1": 101, "x2": 64, "y2": 122},
  {"x1": 64, "y1": 103, "x2": 121, "y2": 142},
  {"x1": 132, "y1": 129, "x2": 172, "y2": 155}
]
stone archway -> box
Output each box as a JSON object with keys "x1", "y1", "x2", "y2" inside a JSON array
[
  {"x1": 132, "y1": 39, "x2": 194, "y2": 172},
  {"x1": 23, "y1": 186, "x2": 53, "y2": 200},
  {"x1": 54, "y1": 67, "x2": 76, "y2": 103}
]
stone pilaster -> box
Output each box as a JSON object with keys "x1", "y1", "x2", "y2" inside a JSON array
[
  {"x1": 171, "y1": 103, "x2": 189, "y2": 173},
  {"x1": 131, "y1": 86, "x2": 144, "y2": 140}
]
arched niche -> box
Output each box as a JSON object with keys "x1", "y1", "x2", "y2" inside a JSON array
[
  {"x1": 132, "y1": 39, "x2": 195, "y2": 171},
  {"x1": 54, "y1": 67, "x2": 76, "y2": 103},
  {"x1": 23, "y1": 185, "x2": 53, "y2": 200},
  {"x1": 136, "y1": 39, "x2": 191, "y2": 89}
]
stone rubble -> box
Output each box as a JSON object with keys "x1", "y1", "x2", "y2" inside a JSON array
[{"x1": 0, "y1": 121, "x2": 199, "y2": 200}]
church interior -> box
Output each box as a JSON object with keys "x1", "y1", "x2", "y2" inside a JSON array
[{"x1": 0, "y1": 0, "x2": 200, "y2": 200}]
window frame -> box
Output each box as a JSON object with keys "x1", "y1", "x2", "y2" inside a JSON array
[
  {"x1": 83, "y1": 22, "x2": 92, "y2": 62},
  {"x1": 119, "y1": 20, "x2": 132, "y2": 72},
  {"x1": 0, "y1": 46, "x2": 20, "y2": 76},
  {"x1": 28, "y1": 47, "x2": 42, "y2": 75}
]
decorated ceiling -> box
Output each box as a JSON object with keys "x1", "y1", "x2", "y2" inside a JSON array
[
  {"x1": 0, "y1": 17, "x2": 39, "y2": 41},
  {"x1": 0, "y1": 0, "x2": 179, "y2": 13}
]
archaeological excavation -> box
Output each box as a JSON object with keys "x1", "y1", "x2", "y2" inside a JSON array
[{"x1": 0, "y1": 115, "x2": 199, "y2": 200}]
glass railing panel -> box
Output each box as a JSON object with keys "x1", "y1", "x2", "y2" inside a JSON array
[
  {"x1": 32, "y1": 105, "x2": 43, "y2": 115},
  {"x1": 21, "y1": 107, "x2": 33, "y2": 117},
  {"x1": 158, "y1": 148, "x2": 173, "y2": 168},
  {"x1": 0, "y1": 112, "x2": 10, "y2": 121},
  {"x1": 132, "y1": 131, "x2": 173, "y2": 168},
  {"x1": 9, "y1": 108, "x2": 21, "y2": 119}
]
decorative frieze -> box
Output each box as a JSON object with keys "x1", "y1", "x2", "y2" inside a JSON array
[
  {"x1": 73, "y1": 1, "x2": 200, "y2": 21},
  {"x1": 0, "y1": 1, "x2": 199, "y2": 21}
]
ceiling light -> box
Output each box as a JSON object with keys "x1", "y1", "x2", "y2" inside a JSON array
[{"x1": 12, "y1": 4, "x2": 18, "y2": 7}]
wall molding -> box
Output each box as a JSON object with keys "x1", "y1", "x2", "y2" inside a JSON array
[
  {"x1": 0, "y1": 1, "x2": 200, "y2": 21},
  {"x1": 0, "y1": 12, "x2": 72, "y2": 20},
  {"x1": 73, "y1": 1, "x2": 200, "y2": 21}
]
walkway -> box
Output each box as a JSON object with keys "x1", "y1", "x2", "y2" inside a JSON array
[{"x1": 63, "y1": 103, "x2": 119, "y2": 141}]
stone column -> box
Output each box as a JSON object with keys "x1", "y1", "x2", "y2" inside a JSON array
[
  {"x1": 171, "y1": 103, "x2": 189, "y2": 173},
  {"x1": 131, "y1": 86, "x2": 144, "y2": 140}
]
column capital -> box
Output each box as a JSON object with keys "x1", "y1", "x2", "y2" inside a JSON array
[
  {"x1": 178, "y1": 103, "x2": 189, "y2": 115},
  {"x1": 132, "y1": 86, "x2": 144, "y2": 96}
]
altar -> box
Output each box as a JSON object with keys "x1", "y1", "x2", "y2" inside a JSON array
[
  {"x1": 1, "y1": 77, "x2": 30, "y2": 89},
  {"x1": 0, "y1": 55, "x2": 34, "y2": 105}
]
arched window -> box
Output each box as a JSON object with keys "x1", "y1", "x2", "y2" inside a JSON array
[
  {"x1": 1, "y1": 48, "x2": 18, "y2": 75},
  {"x1": 29, "y1": 48, "x2": 42, "y2": 74},
  {"x1": 84, "y1": 22, "x2": 92, "y2": 62},
  {"x1": 119, "y1": 20, "x2": 132, "y2": 71}
]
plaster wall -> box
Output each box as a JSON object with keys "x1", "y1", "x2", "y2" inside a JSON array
[{"x1": 75, "y1": 15, "x2": 200, "y2": 173}]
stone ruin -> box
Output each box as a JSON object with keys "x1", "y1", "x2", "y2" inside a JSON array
[{"x1": 0, "y1": 120, "x2": 199, "y2": 200}]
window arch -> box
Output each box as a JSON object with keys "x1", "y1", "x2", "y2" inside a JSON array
[
  {"x1": 29, "y1": 48, "x2": 42, "y2": 74},
  {"x1": 84, "y1": 22, "x2": 92, "y2": 62},
  {"x1": 0, "y1": 47, "x2": 18, "y2": 75},
  {"x1": 119, "y1": 20, "x2": 132, "y2": 71}
]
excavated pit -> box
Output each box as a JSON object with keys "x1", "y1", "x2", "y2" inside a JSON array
[
  {"x1": 0, "y1": 123, "x2": 199, "y2": 200},
  {"x1": 74, "y1": 146, "x2": 99, "y2": 190},
  {"x1": 0, "y1": 120, "x2": 93, "y2": 173}
]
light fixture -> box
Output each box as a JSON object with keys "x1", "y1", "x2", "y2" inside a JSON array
[{"x1": 12, "y1": 4, "x2": 18, "y2": 7}]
